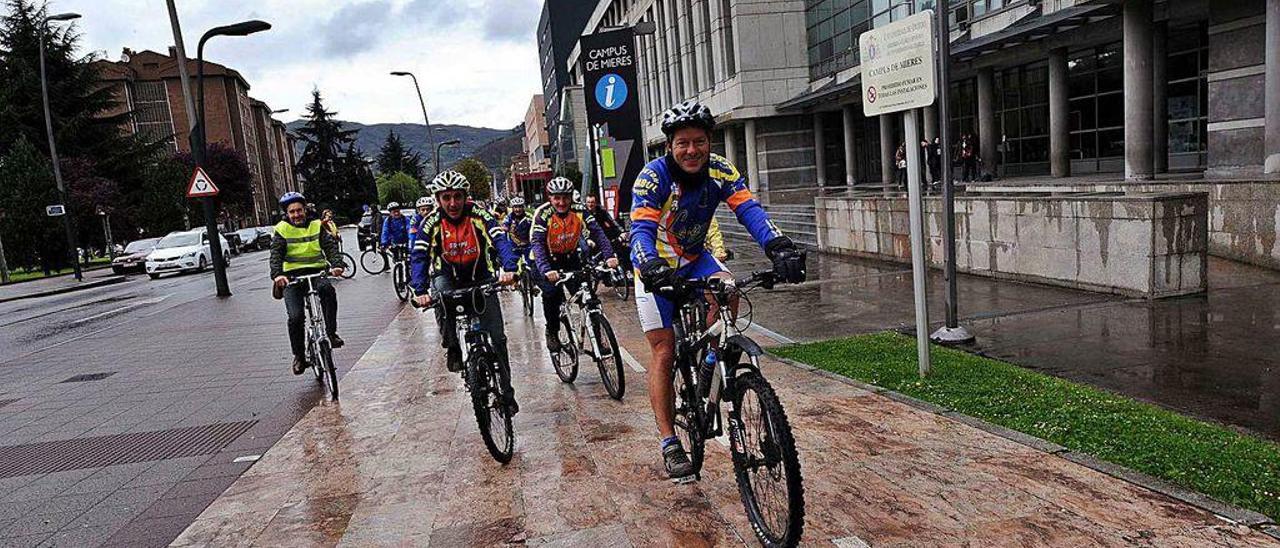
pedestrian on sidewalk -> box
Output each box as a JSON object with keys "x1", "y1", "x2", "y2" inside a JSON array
[
  {"x1": 959, "y1": 134, "x2": 978, "y2": 183},
  {"x1": 895, "y1": 142, "x2": 907, "y2": 191}
]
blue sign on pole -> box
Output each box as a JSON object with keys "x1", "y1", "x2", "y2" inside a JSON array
[{"x1": 594, "y1": 73, "x2": 628, "y2": 111}]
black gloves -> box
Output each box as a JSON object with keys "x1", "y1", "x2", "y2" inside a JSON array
[
  {"x1": 765, "y1": 237, "x2": 806, "y2": 284},
  {"x1": 638, "y1": 258, "x2": 676, "y2": 292}
]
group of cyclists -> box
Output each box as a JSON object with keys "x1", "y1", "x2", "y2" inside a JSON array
[{"x1": 267, "y1": 100, "x2": 807, "y2": 482}]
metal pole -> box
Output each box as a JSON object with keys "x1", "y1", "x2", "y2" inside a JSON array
[
  {"x1": 903, "y1": 108, "x2": 932, "y2": 376},
  {"x1": 38, "y1": 20, "x2": 82, "y2": 281},
  {"x1": 930, "y1": 1, "x2": 974, "y2": 345},
  {"x1": 196, "y1": 36, "x2": 231, "y2": 297},
  {"x1": 408, "y1": 74, "x2": 438, "y2": 177},
  {"x1": 105, "y1": 214, "x2": 115, "y2": 261},
  {"x1": 165, "y1": 0, "x2": 198, "y2": 132}
]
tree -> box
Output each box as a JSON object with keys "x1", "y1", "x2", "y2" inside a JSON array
[
  {"x1": 294, "y1": 90, "x2": 373, "y2": 219},
  {"x1": 0, "y1": 0, "x2": 160, "y2": 213},
  {"x1": 0, "y1": 137, "x2": 63, "y2": 272},
  {"x1": 375, "y1": 130, "x2": 423, "y2": 181},
  {"x1": 133, "y1": 156, "x2": 190, "y2": 236},
  {"x1": 376, "y1": 171, "x2": 421, "y2": 206},
  {"x1": 450, "y1": 157, "x2": 492, "y2": 202}
]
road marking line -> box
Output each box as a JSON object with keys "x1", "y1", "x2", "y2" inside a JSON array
[
  {"x1": 832, "y1": 536, "x2": 872, "y2": 548},
  {"x1": 232, "y1": 454, "x2": 261, "y2": 463},
  {"x1": 69, "y1": 294, "x2": 173, "y2": 326},
  {"x1": 619, "y1": 345, "x2": 646, "y2": 373}
]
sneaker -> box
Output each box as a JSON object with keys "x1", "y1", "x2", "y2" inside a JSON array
[
  {"x1": 503, "y1": 389, "x2": 520, "y2": 416},
  {"x1": 545, "y1": 329, "x2": 562, "y2": 353},
  {"x1": 291, "y1": 356, "x2": 308, "y2": 375},
  {"x1": 329, "y1": 334, "x2": 345, "y2": 349},
  {"x1": 446, "y1": 347, "x2": 463, "y2": 372},
  {"x1": 662, "y1": 443, "x2": 695, "y2": 481}
]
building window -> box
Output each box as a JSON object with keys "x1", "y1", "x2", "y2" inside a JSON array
[
  {"x1": 685, "y1": 0, "x2": 699, "y2": 92},
  {"x1": 1166, "y1": 22, "x2": 1208, "y2": 170},
  {"x1": 948, "y1": 78, "x2": 977, "y2": 144},
  {"x1": 721, "y1": 0, "x2": 736, "y2": 76},
  {"x1": 131, "y1": 81, "x2": 176, "y2": 151},
  {"x1": 1067, "y1": 42, "x2": 1125, "y2": 173},
  {"x1": 701, "y1": 0, "x2": 716, "y2": 83},
  {"x1": 993, "y1": 63, "x2": 1050, "y2": 175}
]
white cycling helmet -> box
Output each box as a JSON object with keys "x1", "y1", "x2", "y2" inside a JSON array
[
  {"x1": 415, "y1": 196, "x2": 434, "y2": 208},
  {"x1": 386, "y1": 201, "x2": 401, "y2": 210},
  {"x1": 510, "y1": 197, "x2": 525, "y2": 207},
  {"x1": 432, "y1": 170, "x2": 470, "y2": 193},
  {"x1": 546, "y1": 176, "x2": 574, "y2": 195}
]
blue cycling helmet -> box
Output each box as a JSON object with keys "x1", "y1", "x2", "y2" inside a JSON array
[{"x1": 279, "y1": 192, "x2": 306, "y2": 209}]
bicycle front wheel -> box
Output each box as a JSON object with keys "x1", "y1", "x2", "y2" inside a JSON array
[
  {"x1": 467, "y1": 354, "x2": 514, "y2": 463},
  {"x1": 672, "y1": 361, "x2": 706, "y2": 476},
  {"x1": 319, "y1": 340, "x2": 339, "y2": 401},
  {"x1": 551, "y1": 311, "x2": 579, "y2": 383},
  {"x1": 521, "y1": 276, "x2": 536, "y2": 317},
  {"x1": 392, "y1": 263, "x2": 409, "y2": 302},
  {"x1": 590, "y1": 312, "x2": 625, "y2": 400},
  {"x1": 338, "y1": 253, "x2": 357, "y2": 279},
  {"x1": 729, "y1": 371, "x2": 804, "y2": 548},
  {"x1": 360, "y1": 249, "x2": 388, "y2": 275}
]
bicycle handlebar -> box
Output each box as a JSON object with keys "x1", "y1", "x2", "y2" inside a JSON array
[
  {"x1": 655, "y1": 270, "x2": 778, "y2": 296},
  {"x1": 410, "y1": 283, "x2": 504, "y2": 310}
]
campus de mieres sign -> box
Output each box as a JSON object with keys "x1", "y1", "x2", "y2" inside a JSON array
[
  {"x1": 581, "y1": 28, "x2": 644, "y2": 216},
  {"x1": 859, "y1": 10, "x2": 936, "y2": 117}
]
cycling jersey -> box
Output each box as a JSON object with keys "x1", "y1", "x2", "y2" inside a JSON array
[
  {"x1": 630, "y1": 153, "x2": 781, "y2": 269},
  {"x1": 408, "y1": 212, "x2": 432, "y2": 248},
  {"x1": 502, "y1": 213, "x2": 533, "y2": 249},
  {"x1": 529, "y1": 202, "x2": 614, "y2": 275},
  {"x1": 380, "y1": 215, "x2": 410, "y2": 247},
  {"x1": 410, "y1": 203, "x2": 518, "y2": 292}
]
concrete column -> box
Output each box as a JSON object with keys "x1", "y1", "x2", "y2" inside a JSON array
[
  {"x1": 977, "y1": 67, "x2": 997, "y2": 177},
  {"x1": 880, "y1": 115, "x2": 897, "y2": 187},
  {"x1": 1048, "y1": 47, "x2": 1071, "y2": 178},
  {"x1": 813, "y1": 113, "x2": 827, "y2": 188},
  {"x1": 745, "y1": 119, "x2": 761, "y2": 194},
  {"x1": 843, "y1": 104, "x2": 858, "y2": 186},
  {"x1": 675, "y1": 0, "x2": 696, "y2": 94},
  {"x1": 923, "y1": 105, "x2": 938, "y2": 143},
  {"x1": 1153, "y1": 21, "x2": 1168, "y2": 174},
  {"x1": 1266, "y1": 0, "x2": 1280, "y2": 172},
  {"x1": 1124, "y1": 0, "x2": 1154, "y2": 180},
  {"x1": 724, "y1": 125, "x2": 738, "y2": 167}
]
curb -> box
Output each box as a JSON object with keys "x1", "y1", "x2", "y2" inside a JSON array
[
  {"x1": 0, "y1": 275, "x2": 128, "y2": 304},
  {"x1": 766, "y1": 351, "x2": 1280, "y2": 532}
]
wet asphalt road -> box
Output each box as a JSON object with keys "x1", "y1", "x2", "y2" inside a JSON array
[{"x1": 0, "y1": 231, "x2": 402, "y2": 546}]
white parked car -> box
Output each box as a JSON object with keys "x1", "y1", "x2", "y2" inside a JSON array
[{"x1": 145, "y1": 230, "x2": 232, "y2": 279}]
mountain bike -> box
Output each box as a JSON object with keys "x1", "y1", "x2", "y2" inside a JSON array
[
  {"x1": 517, "y1": 258, "x2": 537, "y2": 317},
  {"x1": 360, "y1": 247, "x2": 389, "y2": 275},
  {"x1": 290, "y1": 273, "x2": 339, "y2": 401},
  {"x1": 662, "y1": 270, "x2": 805, "y2": 547},
  {"x1": 549, "y1": 265, "x2": 625, "y2": 400},
  {"x1": 419, "y1": 283, "x2": 516, "y2": 463}
]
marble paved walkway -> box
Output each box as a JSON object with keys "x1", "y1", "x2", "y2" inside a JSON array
[{"x1": 172, "y1": 293, "x2": 1276, "y2": 547}]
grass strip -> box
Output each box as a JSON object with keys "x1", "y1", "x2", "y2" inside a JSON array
[{"x1": 773, "y1": 331, "x2": 1280, "y2": 521}]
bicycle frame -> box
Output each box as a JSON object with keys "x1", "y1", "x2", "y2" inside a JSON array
[
  {"x1": 294, "y1": 275, "x2": 330, "y2": 358},
  {"x1": 557, "y1": 268, "x2": 609, "y2": 357}
]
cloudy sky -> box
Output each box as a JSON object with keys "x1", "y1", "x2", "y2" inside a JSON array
[{"x1": 58, "y1": 0, "x2": 545, "y2": 129}]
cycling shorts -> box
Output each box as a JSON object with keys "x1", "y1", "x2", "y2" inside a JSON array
[{"x1": 634, "y1": 251, "x2": 728, "y2": 332}]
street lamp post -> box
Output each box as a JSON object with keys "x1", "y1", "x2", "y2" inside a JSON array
[
  {"x1": 435, "y1": 139, "x2": 461, "y2": 180},
  {"x1": 96, "y1": 206, "x2": 115, "y2": 261},
  {"x1": 194, "y1": 20, "x2": 271, "y2": 298},
  {"x1": 38, "y1": 12, "x2": 82, "y2": 281},
  {"x1": 390, "y1": 71, "x2": 439, "y2": 176}
]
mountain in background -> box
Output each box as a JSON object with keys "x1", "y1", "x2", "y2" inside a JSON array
[
  {"x1": 285, "y1": 121, "x2": 515, "y2": 176},
  {"x1": 471, "y1": 124, "x2": 526, "y2": 182}
]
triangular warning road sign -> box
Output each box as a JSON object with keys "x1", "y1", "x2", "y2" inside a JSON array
[{"x1": 186, "y1": 166, "x2": 219, "y2": 198}]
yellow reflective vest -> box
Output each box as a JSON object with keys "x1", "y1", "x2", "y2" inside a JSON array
[{"x1": 274, "y1": 220, "x2": 328, "y2": 272}]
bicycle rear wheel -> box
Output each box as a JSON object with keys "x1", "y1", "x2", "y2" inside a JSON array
[
  {"x1": 319, "y1": 340, "x2": 339, "y2": 401},
  {"x1": 729, "y1": 371, "x2": 804, "y2": 548},
  {"x1": 521, "y1": 275, "x2": 535, "y2": 317},
  {"x1": 467, "y1": 354, "x2": 514, "y2": 463},
  {"x1": 338, "y1": 253, "x2": 357, "y2": 279},
  {"x1": 671, "y1": 361, "x2": 705, "y2": 475},
  {"x1": 551, "y1": 310, "x2": 579, "y2": 383},
  {"x1": 393, "y1": 263, "x2": 409, "y2": 302},
  {"x1": 589, "y1": 312, "x2": 625, "y2": 400},
  {"x1": 360, "y1": 249, "x2": 388, "y2": 275}
]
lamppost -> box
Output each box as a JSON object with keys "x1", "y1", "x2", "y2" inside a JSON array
[
  {"x1": 194, "y1": 19, "x2": 271, "y2": 297},
  {"x1": 96, "y1": 206, "x2": 114, "y2": 260},
  {"x1": 39, "y1": 11, "x2": 82, "y2": 281},
  {"x1": 435, "y1": 139, "x2": 461, "y2": 180},
  {"x1": 390, "y1": 71, "x2": 439, "y2": 175}
]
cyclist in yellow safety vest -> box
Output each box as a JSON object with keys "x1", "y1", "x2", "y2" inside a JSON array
[{"x1": 271, "y1": 192, "x2": 346, "y2": 375}]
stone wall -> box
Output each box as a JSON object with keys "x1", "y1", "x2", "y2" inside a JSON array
[{"x1": 815, "y1": 192, "x2": 1209, "y2": 298}]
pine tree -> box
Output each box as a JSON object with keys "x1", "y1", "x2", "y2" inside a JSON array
[
  {"x1": 375, "y1": 130, "x2": 424, "y2": 181},
  {"x1": 450, "y1": 158, "x2": 493, "y2": 203},
  {"x1": 294, "y1": 90, "x2": 371, "y2": 219},
  {"x1": 0, "y1": 137, "x2": 64, "y2": 271}
]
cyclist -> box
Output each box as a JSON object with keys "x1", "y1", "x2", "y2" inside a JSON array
[
  {"x1": 380, "y1": 202, "x2": 410, "y2": 252},
  {"x1": 631, "y1": 100, "x2": 806, "y2": 480},
  {"x1": 270, "y1": 192, "x2": 346, "y2": 375},
  {"x1": 584, "y1": 193, "x2": 629, "y2": 271},
  {"x1": 530, "y1": 177, "x2": 618, "y2": 353},
  {"x1": 502, "y1": 197, "x2": 533, "y2": 271},
  {"x1": 411, "y1": 170, "x2": 521, "y2": 414},
  {"x1": 408, "y1": 196, "x2": 435, "y2": 249}
]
